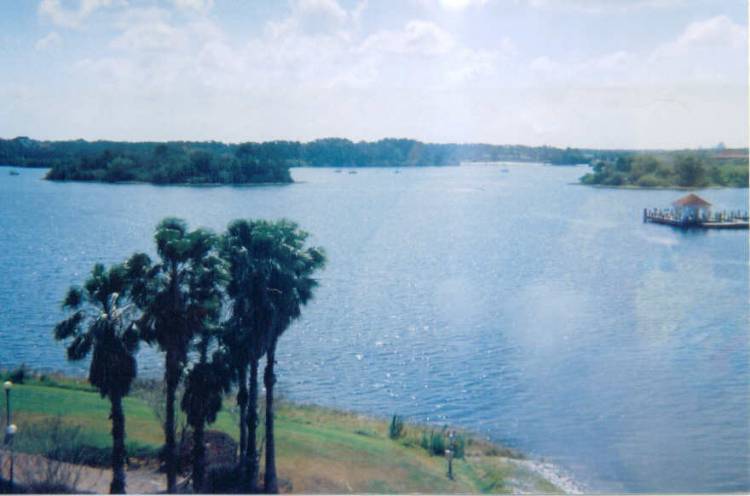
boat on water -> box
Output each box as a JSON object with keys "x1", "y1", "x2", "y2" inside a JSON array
[
  {"x1": 8, "y1": 170, "x2": 19, "y2": 176},
  {"x1": 644, "y1": 193, "x2": 749, "y2": 229}
]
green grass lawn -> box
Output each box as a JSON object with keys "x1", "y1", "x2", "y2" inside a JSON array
[{"x1": 1, "y1": 378, "x2": 562, "y2": 494}]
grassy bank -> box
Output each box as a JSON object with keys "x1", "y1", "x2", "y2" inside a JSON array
[{"x1": 0, "y1": 374, "x2": 564, "y2": 493}]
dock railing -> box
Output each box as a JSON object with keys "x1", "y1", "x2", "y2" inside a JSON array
[{"x1": 644, "y1": 208, "x2": 749, "y2": 227}]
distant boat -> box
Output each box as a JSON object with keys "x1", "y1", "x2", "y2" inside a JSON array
[
  {"x1": 348, "y1": 170, "x2": 358, "y2": 174},
  {"x1": 394, "y1": 169, "x2": 401, "y2": 174},
  {"x1": 334, "y1": 169, "x2": 342, "y2": 173},
  {"x1": 8, "y1": 170, "x2": 19, "y2": 176}
]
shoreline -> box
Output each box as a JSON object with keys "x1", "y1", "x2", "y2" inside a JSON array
[
  {"x1": 518, "y1": 459, "x2": 584, "y2": 494},
  {"x1": 0, "y1": 370, "x2": 583, "y2": 493},
  {"x1": 571, "y1": 182, "x2": 748, "y2": 190}
]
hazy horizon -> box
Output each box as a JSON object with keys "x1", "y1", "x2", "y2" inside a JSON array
[{"x1": 1, "y1": 0, "x2": 747, "y2": 149}]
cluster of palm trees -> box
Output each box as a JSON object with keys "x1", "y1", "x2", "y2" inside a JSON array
[{"x1": 53, "y1": 217, "x2": 326, "y2": 494}]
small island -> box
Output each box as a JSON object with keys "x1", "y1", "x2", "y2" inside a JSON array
[{"x1": 580, "y1": 149, "x2": 748, "y2": 189}]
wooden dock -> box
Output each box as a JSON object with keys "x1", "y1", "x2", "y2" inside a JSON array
[{"x1": 644, "y1": 209, "x2": 749, "y2": 229}]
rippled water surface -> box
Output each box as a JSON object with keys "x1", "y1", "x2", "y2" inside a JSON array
[{"x1": 0, "y1": 165, "x2": 748, "y2": 492}]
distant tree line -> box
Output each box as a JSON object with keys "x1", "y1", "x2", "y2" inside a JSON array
[
  {"x1": 579, "y1": 151, "x2": 748, "y2": 188},
  {"x1": 54, "y1": 217, "x2": 325, "y2": 494},
  {"x1": 0, "y1": 137, "x2": 595, "y2": 184}
]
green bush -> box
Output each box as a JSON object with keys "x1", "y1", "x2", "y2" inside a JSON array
[
  {"x1": 453, "y1": 434, "x2": 465, "y2": 459},
  {"x1": 389, "y1": 415, "x2": 405, "y2": 440},
  {"x1": 9, "y1": 363, "x2": 28, "y2": 384},
  {"x1": 418, "y1": 427, "x2": 466, "y2": 459},
  {"x1": 420, "y1": 430, "x2": 430, "y2": 451},
  {"x1": 579, "y1": 152, "x2": 747, "y2": 188},
  {"x1": 429, "y1": 430, "x2": 446, "y2": 456},
  {"x1": 636, "y1": 174, "x2": 665, "y2": 188},
  {"x1": 203, "y1": 463, "x2": 245, "y2": 493},
  {"x1": 14, "y1": 417, "x2": 159, "y2": 468}
]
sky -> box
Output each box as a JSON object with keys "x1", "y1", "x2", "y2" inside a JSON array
[{"x1": 0, "y1": 0, "x2": 747, "y2": 149}]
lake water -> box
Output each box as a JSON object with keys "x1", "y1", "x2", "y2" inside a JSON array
[{"x1": 0, "y1": 164, "x2": 748, "y2": 492}]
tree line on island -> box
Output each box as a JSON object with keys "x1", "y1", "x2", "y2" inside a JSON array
[
  {"x1": 1, "y1": 136, "x2": 590, "y2": 184},
  {"x1": 2, "y1": 136, "x2": 745, "y2": 188},
  {"x1": 53, "y1": 217, "x2": 325, "y2": 494},
  {"x1": 580, "y1": 150, "x2": 748, "y2": 188}
]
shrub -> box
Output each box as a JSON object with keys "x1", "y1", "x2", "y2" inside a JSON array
[
  {"x1": 389, "y1": 415, "x2": 405, "y2": 440},
  {"x1": 13, "y1": 417, "x2": 85, "y2": 491},
  {"x1": 420, "y1": 430, "x2": 430, "y2": 451},
  {"x1": 452, "y1": 434, "x2": 465, "y2": 459},
  {"x1": 203, "y1": 463, "x2": 244, "y2": 494},
  {"x1": 429, "y1": 429, "x2": 446, "y2": 456},
  {"x1": 604, "y1": 172, "x2": 627, "y2": 186},
  {"x1": 636, "y1": 174, "x2": 664, "y2": 188},
  {"x1": 418, "y1": 427, "x2": 466, "y2": 459},
  {"x1": 9, "y1": 364, "x2": 28, "y2": 384}
]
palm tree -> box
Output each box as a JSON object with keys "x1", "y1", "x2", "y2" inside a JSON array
[
  {"x1": 179, "y1": 251, "x2": 229, "y2": 492},
  {"x1": 253, "y1": 220, "x2": 325, "y2": 493},
  {"x1": 181, "y1": 347, "x2": 231, "y2": 492},
  {"x1": 128, "y1": 218, "x2": 219, "y2": 493},
  {"x1": 221, "y1": 219, "x2": 277, "y2": 491},
  {"x1": 53, "y1": 263, "x2": 140, "y2": 494}
]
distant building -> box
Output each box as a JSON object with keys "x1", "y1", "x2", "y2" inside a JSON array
[
  {"x1": 714, "y1": 149, "x2": 748, "y2": 160},
  {"x1": 672, "y1": 193, "x2": 711, "y2": 221}
]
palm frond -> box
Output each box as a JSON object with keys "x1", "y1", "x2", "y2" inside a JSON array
[
  {"x1": 67, "y1": 332, "x2": 94, "y2": 361},
  {"x1": 54, "y1": 311, "x2": 84, "y2": 340}
]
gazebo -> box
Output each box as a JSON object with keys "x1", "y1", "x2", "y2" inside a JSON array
[{"x1": 672, "y1": 193, "x2": 712, "y2": 222}]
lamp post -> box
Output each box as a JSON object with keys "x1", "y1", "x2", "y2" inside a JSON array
[
  {"x1": 3, "y1": 381, "x2": 11, "y2": 427},
  {"x1": 3, "y1": 381, "x2": 13, "y2": 488},
  {"x1": 4, "y1": 424, "x2": 15, "y2": 487},
  {"x1": 446, "y1": 430, "x2": 455, "y2": 480}
]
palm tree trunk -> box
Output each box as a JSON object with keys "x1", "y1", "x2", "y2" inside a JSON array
[
  {"x1": 165, "y1": 350, "x2": 179, "y2": 494},
  {"x1": 263, "y1": 340, "x2": 278, "y2": 494},
  {"x1": 192, "y1": 415, "x2": 206, "y2": 493},
  {"x1": 165, "y1": 262, "x2": 180, "y2": 494},
  {"x1": 110, "y1": 394, "x2": 126, "y2": 494},
  {"x1": 246, "y1": 359, "x2": 260, "y2": 491},
  {"x1": 237, "y1": 365, "x2": 248, "y2": 470}
]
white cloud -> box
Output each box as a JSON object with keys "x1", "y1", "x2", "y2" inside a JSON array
[
  {"x1": 34, "y1": 31, "x2": 62, "y2": 51},
  {"x1": 110, "y1": 18, "x2": 189, "y2": 52},
  {"x1": 653, "y1": 15, "x2": 746, "y2": 57},
  {"x1": 529, "y1": 55, "x2": 560, "y2": 73},
  {"x1": 14, "y1": 0, "x2": 746, "y2": 147},
  {"x1": 269, "y1": 0, "x2": 353, "y2": 37},
  {"x1": 528, "y1": 14, "x2": 746, "y2": 88},
  {"x1": 438, "y1": 0, "x2": 489, "y2": 10},
  {"x1": 445, "y1": 48, "x2": 499, "y2": 84},
  {"x1": 38, "y1": 0, "x2": 114, "y2": 28},
  {"x1": 524, "y1": 0, "x2": 686, "y2": 13},
  {"x1": 172, "y1": 0, "x2": 214, "y2": 14},
  {"x1": 647, "y1": 16, "x2": 747, "y2": 84},
  {"x1": 361, "y1": 20, "x2": 456, "y2": 55}
]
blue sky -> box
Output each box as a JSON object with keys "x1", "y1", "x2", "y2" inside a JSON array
[{"x1": 0, "y1": 0, "x2": 747, "y2": 148}]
